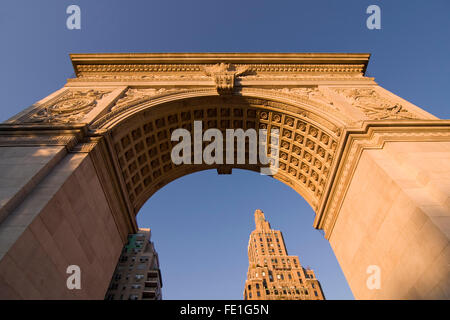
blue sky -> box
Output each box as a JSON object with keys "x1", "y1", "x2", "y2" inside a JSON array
[{"x1": 1, "y1": 0, "x2": 449, "y2": 299}]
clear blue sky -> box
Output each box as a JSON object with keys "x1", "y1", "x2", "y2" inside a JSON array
[{"x1": 1, "y1": 0, "x2": 449, "y2": 299}]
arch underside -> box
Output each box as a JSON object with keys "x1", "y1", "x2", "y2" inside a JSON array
[{"x1": 106, "y1": 95, "x2": 341, "y2": 215}]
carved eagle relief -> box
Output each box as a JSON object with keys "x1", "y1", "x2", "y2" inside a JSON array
[{"x1": 202, "y1": 63, "x2": 249, "y2": 94}]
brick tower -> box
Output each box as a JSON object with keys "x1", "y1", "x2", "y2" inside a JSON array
[{"x1": 244, "y1": 209, "x2": 325, "y2": 300}]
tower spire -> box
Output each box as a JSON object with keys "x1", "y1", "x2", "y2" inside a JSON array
[
  {"x1": 254, "y1": 209, "x2": 271, "y2": 231},
  {"x1": 244, "y1": 209, "x2": 325, "y2": 300}
]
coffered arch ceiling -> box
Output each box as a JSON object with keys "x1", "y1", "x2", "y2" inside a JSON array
[{"x1": 97, "y1": 89, "x2": 344, "y2": 215}]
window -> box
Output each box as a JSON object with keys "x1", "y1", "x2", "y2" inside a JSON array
[
  {"x1": 129, "y1": 294, "x2": 139, "y2": 300},
  {"x1": 314, "y1": 291, "x2": 318, "y2": 297},
  {"x1": 109, "y1": 283, "x2": 118, "y2": 290},
  {"x1": 256, "y1": 284, "x2": 260, "y2": 289},
  {"x1": 257, "y1": 291, "x2": 260, "y2": 297}
]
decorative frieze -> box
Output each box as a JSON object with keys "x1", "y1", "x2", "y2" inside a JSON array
[{"x1": 75, "y1": 63, "x2": 366, "y2": 76}]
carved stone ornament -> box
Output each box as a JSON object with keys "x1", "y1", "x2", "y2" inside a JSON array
[
  {"x1": 333, "y1": 88, "x2": 418, "y2": 120},
  {"x1": 110, "y1": 88, "x2": 183, "y2": 112},
  {"x1": 274, "y1": 87, "x2": 338, "y2": 110},
  {"x1": 21, "y1": 89, "x2": 110, "y2": 123},
  {"x1": 202, "y1": 63, "x2": 249, "y2": 94}
]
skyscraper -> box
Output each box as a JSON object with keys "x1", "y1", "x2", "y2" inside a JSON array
[
  {"x1": 244, "y1": 209, "x2": 325, "y2": 300},
  {"x1": 105, "y1": 228, "x2": 163, "y2": 300}
]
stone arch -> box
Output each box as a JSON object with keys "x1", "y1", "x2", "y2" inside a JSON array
[
  {"x1": 102, "y1": 91, "x2": 341, "y2": 214},
  {"x1": 0, "y1": 53, "x2": 449, "y2": 300}
]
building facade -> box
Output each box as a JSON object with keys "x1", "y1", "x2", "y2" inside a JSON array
[
  {"x1": 105, "y1": 228, "x2": 163, "y2": 300},
  {"x1": 244, "y1": 210, "x2": 325, "y2": 300}
]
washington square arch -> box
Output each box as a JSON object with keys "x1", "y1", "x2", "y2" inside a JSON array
[{"x1": 0, "y1": 53, "x2": 448, "y2": 300}]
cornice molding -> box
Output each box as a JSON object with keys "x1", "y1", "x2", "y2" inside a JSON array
[
  {"x1": 70, "y1": 53, "x2": 370, "y2": 77},
  {"x1": 70, "y1": 52, "x2": 371, "y2": 64}
]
